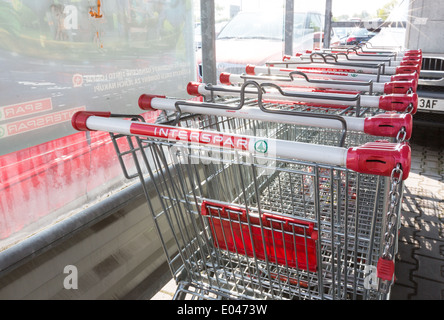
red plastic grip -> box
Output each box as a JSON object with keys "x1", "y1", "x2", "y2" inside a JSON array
[
  {"x1": 283, "y1": 53, "x2": 304, "y2": 60},
  {"x1": 71, "y1": 111, "x2": 111, "y2": 131},
  {"x1": 402, "y1": 55, "x2": 421, "y2": 61},
  {"x1": 364, "y1": 113, "x2": 412, "y2": 139},
  {"x1": 400, "y1": 58, "x2": 422, "y2": 66},
  {"x1": 377, "y1": 257, "x2": 395, "y2": 281},
  {"x1": 346, "y1": 141, "x2": 411, "y2": 180},
  {"x1": 400, "y1": 60, "x2": 422, "y2": 72},
  {"x1": 391, "y1": 72, "x2": 419, "y2": 82},
  {"x1": 219, "y1": 72, "x2": 232, "y2": 85},
  {"x1": 378, "y1": 93, "x2": 418, "y2": 114},
  {"x1": 390, "y1": 73, "x2": 418, "y2": 90},
  {"x1": 246, "y1": 64, "x2": 256, "y2": 75},
  {"x1": 404, "y1": 49, "x2": 422, "y2": 57},
  {"x1": 186, "y1": 81, "x2": 202, "y2": 96},
  {"x1": 383, "y1": 80, "x2": 416, "y2": 94},
  {"x1": 138, "y1": 94, "x2": 166, "y2": 111},
  {"x1": 396, "y1": 65, "x2": 420, "y2": 74}
]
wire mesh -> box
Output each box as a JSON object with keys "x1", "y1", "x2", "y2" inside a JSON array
[{"x1": 109, "y1": 110, "x2": 393, "y2": 300}]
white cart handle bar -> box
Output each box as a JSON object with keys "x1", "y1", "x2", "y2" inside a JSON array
[
  {"x1": 138, "y1": 94, "x2": 412, "y2": 140},
  {"x1": 308, "y1": 48, "x2": 422, "y2": 60},
  {"x1": 187, "y1": 81, "x2": 418, "y2": 114},
  {"x1": 332, "y1": 47, "x2": 422, "y2": 58},
  {"x1": 72, "y1": 111, "x2": 411, "y2": 180},
  {"x1": 281, "y1": 51, "x2": 422, "y2": 67},
  {"x1": 245, "y1": 65, "x2": 419, "y2": 96},
  {"x1": 265, "y1": 58, "x2": 421, "y2": 76},
  {"x1": 220, "y1": 72, "x2": 416, "y2": 95}
]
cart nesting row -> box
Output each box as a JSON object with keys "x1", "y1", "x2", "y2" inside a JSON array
[{"x1": 72, "y1": 43, "x2": 421, "y2": 300}]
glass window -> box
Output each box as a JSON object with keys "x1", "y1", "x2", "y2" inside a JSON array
[
  {"x1": 308, "y1": 13, "x2": 323, "y2": 32},
  {"x1": 218, "y1": 11, "x2": 284, "y2": 40},
  {"x1": 0, "y1": 0, "x2": 195, "y2": 248}
]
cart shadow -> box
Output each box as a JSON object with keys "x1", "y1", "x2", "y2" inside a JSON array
[{"x1": 391, "y1": 181, "x2": 444, "y2": 299}]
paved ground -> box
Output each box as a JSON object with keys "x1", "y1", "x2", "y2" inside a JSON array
[
  {"x1": 391, "y1": 123, "x2": 444, "y2": 300},
  {"x1": 150, "y1": 123, "x2": 444, "y2": 300}
]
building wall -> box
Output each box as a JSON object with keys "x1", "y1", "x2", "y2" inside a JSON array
[
  {"x1": 406, "y1": 0, "x2": 444, "y2": 54},
  {"x1": 0, "y1": 186, "x2": 174, "y2": 300}
]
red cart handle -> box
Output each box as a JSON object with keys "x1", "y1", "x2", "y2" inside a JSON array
[
  {"x1": 396, "y1": 65, "x2": 420, "y2": 74},
  {"x1": 390, "y1": 73, "x2": 418, "y2": 91},
  {"x1": 138, "y1": 94, "x2": 166, "y2": 111},
  {"x1": 402, "y1": 55, "x2": 422, "y2": 61},
  {"x1": 391, "y1": 72, "x2": 418, "y2": 84},
  {"x1": 404, "y1": 49, "x2": 422, "y2": 57},
  {"x1": 347, "y1": 141, "x2": 411, "y2": 180},
  {"x1": 401, "y1": 58, "x2": 422, "y2": 65},
  {"x1": 378, "y1": 93, "x2": 418, "y2": 114},
  {"x1": 220, "y1": 72, "x2": 232, "y2": 85},
  {"x1": 400, "y1": 60, "x2": 421, "y2": 72},
  {"x1": 383, "y1": 80, "x2": 416, "y2": 94},
  {"x1": 71, "y1": 111, "x2": 111, "y2": 131},
  {"x1": 364, "y1": 113, "x2": 412, "y2": 140}
]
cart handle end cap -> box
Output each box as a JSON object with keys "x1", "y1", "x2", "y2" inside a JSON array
[
  {"x1": 186, "y1": 82, "x2": 203, "y2": 96},
  {"x1": 402, "y1": 55, "x2": 422, "y2": 63},
  {"x1": 396, "y1": 65, "x2": 420, "y2": 74},
  {"x1": 379, "y1": 93, "x2": 418, "y2": 114},
  {"x1": 71, "y1": 111, "x2": 111, "y2": 131},
  {"x1": 246, "y1": 64, "x2": 256, "y2": 75},
  {"x1": 219, "y1": 72, "x2": 231, "y2": 85},
  {"x1": 405, "y1": 49, "x2": 422, "y2": 57},
  {"x1": 138, "y1": 94, "x2": 166, "y2": 111},
  {"x1": 346, "y1": 141, "x2": 411, "y2": 180},
  {"x1": 400, "y1": 60, "x2": 422, "y2": 72},
  {"x1": 283, "y1": 54, "x2": 300, "y2": 61},
  {"x1": 364, "y1": 113, "x2": 412, "y2": 140},
  {"x1": 383, "y1": 80, "x2": 416, "y2": 94},
  {"x1": 401, "y1": 58, "x2": 422, "y2": 65},
  {"x1": 391, "y1": 73, "x2": 418, "y2": 90}
]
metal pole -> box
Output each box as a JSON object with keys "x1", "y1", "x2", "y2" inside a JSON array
[
  {"x1": 200, "y1": 0, "x2": 217, "y2": 84},
  {"x1": 324, "y1": 0, "x2": 332, "y2": 48},
  {"x1": 284, "y1": 0, "x2": 294, "y2": 55}
]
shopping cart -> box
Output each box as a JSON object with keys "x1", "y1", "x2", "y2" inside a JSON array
[
  {"x1": 246, "y1": 64, "x2": 419, "y2": 89},
  {"x1": 264, "y1": 55, "x2": 421, "y2": 77},
  {"x1": 315, "y1": 46, "x2": 422, "y2": 61},
  {"x1": 185, "y1": 80, "x2": 418, "y2": 116},
  {"x1": 261, "y1": 50, "x2": 422, "y2": 86},
  {"x1": 139, "y1": 83, "x2": 413, "y2": 143},
  {"x1": 219, "y1": 71, "x2": 416, "y2": 95},
  {"x1": 72, "y1": 83, "x2": 411, "y2": 300},
  {"x1": 282, "y1": 50, "x2": 422, "y2": 68}
]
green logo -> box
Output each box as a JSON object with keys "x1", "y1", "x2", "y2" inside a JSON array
[
  {"x1": 0, "y1": 127, "x2": 5, "y2": 138},
  {"x1": 351, "y1": 73, "x2": 358, "y2": 77},
  {"x1": 254, "y1": 140, "x2": 268, "y2": 153}
]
